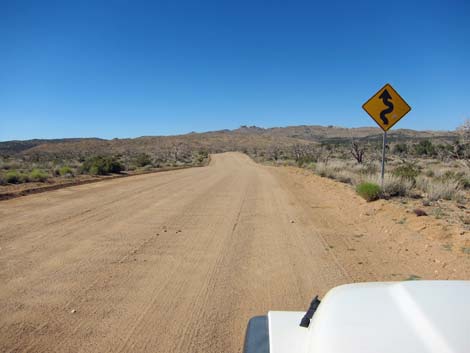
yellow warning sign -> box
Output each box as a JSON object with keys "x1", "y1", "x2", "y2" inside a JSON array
[{"x1": 362, "y1": 83, "x2": 411, "y2": 131}]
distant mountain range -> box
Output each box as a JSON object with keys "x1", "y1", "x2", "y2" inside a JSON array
[{"x1": 0, "y1": 125, "x2": 458, "y2": 158}]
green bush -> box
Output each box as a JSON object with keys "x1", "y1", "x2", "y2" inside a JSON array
[
  {"x1": 413, "y1": 140, "x2": 436, "y2": 157},
  {"x1": 5, "y1": 170, "x2": 22, "y2": 184},
  {"x1": 296, "y1": 156, "x2": 317, "y2": 168},
  {"x1": 392, "y1": 164, "x2": 419, "y2": 178},
  {"x1": 59, "y1": 166, "x2": 74, "y2": 176},
  {"x1": 356, "y1": 182, "x2": 381, "y2": 201},
  {"x1": 392, "y1": 164, "x2": 419, "y2": 184},
  {"x1": 29, "y1": 168, "x2": 48, "y2": 182},
  {"x1": 81, "y1": 156, "x2": 123, "y2": 175},
  {"x1": 89, "y1": 165, "x2": 101, "y2": 175}
]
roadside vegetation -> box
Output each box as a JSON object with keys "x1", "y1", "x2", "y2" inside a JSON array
[
  {"x1": 247, "y1": 119, "x2": 470, "y2": 226},
  {"x1": 260, "y1": 143, "x2": 469, "y2": 201},
  {"x1": 0, "y1": 147, "x2": 210, "y2": 187},
  {"x1": 356, "y1": 182, "x2": 381, "y2": 201}
]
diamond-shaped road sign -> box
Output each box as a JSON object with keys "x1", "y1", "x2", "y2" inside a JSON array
[{"x1": 362, "y1": 83, "x2": 411, "y2": 131}]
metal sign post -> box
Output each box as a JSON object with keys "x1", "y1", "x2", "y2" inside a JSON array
[
  {"x1": 362, "y1": 83, "x2": 411, "y2": 189},
  {"x1": 381, "y1": 131, "x2": 387, "y2": 188}
]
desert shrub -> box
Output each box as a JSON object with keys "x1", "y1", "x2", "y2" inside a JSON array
[
  {"x1": 282, "y1": 160, "x2": 297, "y2": 167},
  {"x1": 134, "y1": 153, "x2": 152, "y2": 168},
  {"x1": 314, "y1": 160, "x2": 353, "y2": 179},
  {"x1": 107, "y1": 158, "x2": 124, "y2": 173},
  {"x1": 432, "y1": 169, "x2": 470, "y2": 189},
  {"x1": 313, "y1": 160, "x2": 368, "y2": 186},
  {"x1": 81, "y1": 156, "x2": 123, "y2": 175},
  {"x1": 196, "y1": 155, "x2": 206, "y2": 164},
  {"x1": 454, "y1": 192, "x2": 466, "y2": 204},
  {"x1": 356, "y1": 182, "x2": 381, "y2": 201},
  {"x1": 29, "y1": 168, "x2": 48, "y2": 182},
  {"x1": 432, "y1": 167, "x2": 453, "y2": 179},
  {"x1": 315, "y1": 162, "x2": 340, "y2": 179},
  {"x1": 393, "y1": 143, "x2": 409, "y2": 155},
  {"x1": 5, "y1": 170, "x2": 23, "y2": 184},
  {"x1": 89, "y1": 165, "x2": 101, "y2": 175},
  {"x1": 139, "y1": 164, "x2": 153, "y2": 171},
  {"x1": 415, "y1": 176, "x2": 430, "y2": 193},
  {"x1": 437, "y1": 170, "x2": 461, "y2": 180},
  {"x1": 426, "y1": 180, "x2": 461, "y2": 201},
  {"x1": 0, "y1": 174, "x2": 6, "y2": 185},
  {"x1": 392, "y1": 164, "x2": 419, "y2": 180},
  {"x1": 58, "y1": 166, "x2": 74, "y2": 177},
  {"x1": 459, "y1": 176, "x2": 470, "y2": 189},
  {"x1": 315, "y1": 162, "x2": 330, "y2": 177},
  {"x1": 383, "y1": 175, "x2": 413, "y2": 197},
  {"x1": 195, "y1": 150, "x2": 209, "y2": 164},
  {"x1": 413, "y1": 140, "x2": 436, "y2": 157},
  {"x1": 1, "y1": 161, "x2": 21, "y2": 171},
  {"x1": 392, "y1": 163, "x2": 420, "y2": 187},
  {"x1": 296, "y1": 156, "x2": 316, "y2": 167},
  {"x1": 304, "y1": 162, "x2": 316, "y2": 170}
]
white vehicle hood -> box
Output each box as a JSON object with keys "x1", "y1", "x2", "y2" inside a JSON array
[{"x1": 269, "y1": 281, "x2": 470, "y2": 353}]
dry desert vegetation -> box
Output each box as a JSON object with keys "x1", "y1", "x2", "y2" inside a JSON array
[
  {"x1": 1, "y1": 123, "x2": 470, "y2": 217},
  {"x1": 248, "y1": 122, "x2": 470, "y2": 230}
]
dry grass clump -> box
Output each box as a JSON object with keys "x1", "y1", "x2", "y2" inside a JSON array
[
  {"x1": 432, "y1": 167, "x2": 455, "y2": 179},
  {"x1": 416, "y1": 174, "x2": 464, "y2": 201},
  {"x1": 314, "y1": 161, "x2": 357, "y2": 184},
  {"x1": 351, "y1": 162, "x2": 380, "y2": 175},
  {"x1": 426, "y1": 179, "x2": 461, "y2": 201},
  {"x1": 425, "y1": 164, "x2": 470, "y2": 187},
  {"x1": 415, "y1": 175, "x2": 430, "y2": 192},
  {"x1": 334, "y1": 170, "x2": 357, "y2": 184},
  {"x1": 314, "y1": 162, "x2": 336, "y2": 178}
]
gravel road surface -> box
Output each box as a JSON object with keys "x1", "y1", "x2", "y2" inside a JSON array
[{"x1": 0, "y1": 152, "x2": 466, "y2": 352}]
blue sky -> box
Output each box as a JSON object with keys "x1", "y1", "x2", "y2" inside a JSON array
[{"x1": 1, "y1": 0, "x2": 469, "y2": 141}]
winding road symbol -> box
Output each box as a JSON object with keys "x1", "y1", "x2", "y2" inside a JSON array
[
  {"x1": 378, "y1": 89, "x2": 394, "y2": 125},
  {"x1": 362, "y1": 83, "x2": 411, "y2": 132}
]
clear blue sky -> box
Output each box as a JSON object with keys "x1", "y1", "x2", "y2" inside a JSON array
[{"x1": 1, "y1": 0, "x2": 469, "y2": 141}]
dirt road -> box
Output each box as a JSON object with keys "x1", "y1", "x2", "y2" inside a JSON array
[{"x1": 0, "y1": 152, "x2": 467, "y2": 352}]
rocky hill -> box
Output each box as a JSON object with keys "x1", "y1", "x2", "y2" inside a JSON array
[{"x1": 0, "y1": 125, "x2": 458, "y2": 158}]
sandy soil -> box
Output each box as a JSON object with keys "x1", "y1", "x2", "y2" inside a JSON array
[{"x1": 0, "y1": 152, "x2": 469, "y2": 353}]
